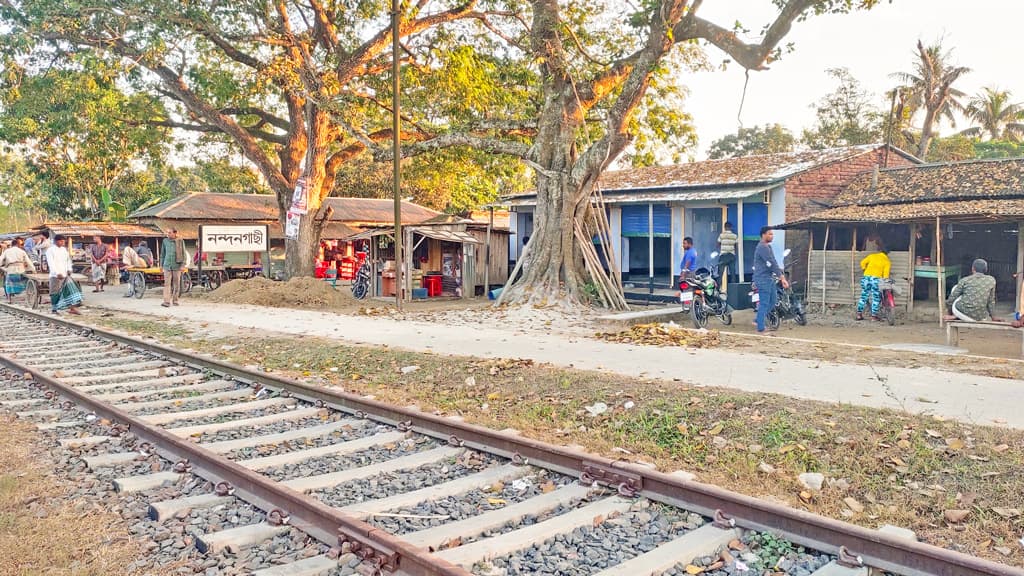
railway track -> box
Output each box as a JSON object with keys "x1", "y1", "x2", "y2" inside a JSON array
[{"x1": 0, "y1": 303, "x2": 1019, "y2": 576}]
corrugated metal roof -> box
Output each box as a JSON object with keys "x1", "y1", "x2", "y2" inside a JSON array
[
  {"x1": 412, "y1": 228, "x2": 481, "y2": 244},
  {"x1": 834, "y1": 157, "x2": 1024, "y2": 207},
  {"x1": 34, "y1": 222, "x2": 164, "y2": 237},
  {"x1": 130, "y1": 193, "x2": 440, "y2": 225},
  {"x1": 504, "y1": 185, "x2": 772, "y2": 207},
  {"x1": 779, "y1": 199, "x2": 1024, "y2": 228}
]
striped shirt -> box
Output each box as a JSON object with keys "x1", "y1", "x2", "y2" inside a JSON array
[{"x1": 718, "y1": 230, "x2": 738, "y2": 255}]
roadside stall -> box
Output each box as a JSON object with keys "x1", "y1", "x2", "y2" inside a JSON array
[
  {"x1": 780, "y1": 159, "x2": 1024, "y2": 326},
  {"x1": 344, "y1": 221, "x2": 481, "y2": 300}
]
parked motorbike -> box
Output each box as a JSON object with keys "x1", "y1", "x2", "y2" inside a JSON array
[
  {"x1": 679, "y1": 252, "x2": 733, "y2": 329},
  {"x1": 351, "y1": 250, "x2": 372, "y2": 300},
  {"x1": 749, "y1": 249, "x2": 806, "y2": 329}
]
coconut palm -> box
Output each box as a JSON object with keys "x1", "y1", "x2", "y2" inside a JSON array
[
  {"x1": 891, "y1": 40, "x2": 971, "y2": 158},
  {"x1": 960, "y1": 87, "x2": 1024, "y2": 141}
]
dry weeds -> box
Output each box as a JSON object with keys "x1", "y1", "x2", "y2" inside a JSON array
[
  {"x1": 0, "y1": 414, "x2": 141, "y2": 575},
  {"x1": 94, "y1": 314, "x2": 1024, "y2": 566}
]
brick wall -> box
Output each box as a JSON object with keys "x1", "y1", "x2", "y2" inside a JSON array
[{"x1": 784, "y1": 147, "x2": 917, "y2": 289}]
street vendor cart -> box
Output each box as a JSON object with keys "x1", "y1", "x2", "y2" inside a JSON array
[
  {"x1": 125, "y1": 265, "x2": 227, "y2": 298},
  {"x1": 23, "y1": 272, "x2": 88, "y2": 310}
]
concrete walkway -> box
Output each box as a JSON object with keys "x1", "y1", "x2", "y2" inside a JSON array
[{"x1": 70, "y1": 292, "x2": 1024, "y2": 429}]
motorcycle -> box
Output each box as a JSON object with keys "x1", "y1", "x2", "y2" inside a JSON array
[
  {"x1": 749, "y1": 248, "x2": 806, "y2": 329},
  {"x1": 679, "y1": 252, "x2": 733, "y2": 329},
  {"x1": 351, "y1": 250, "x2": 372, "y2": 300}
]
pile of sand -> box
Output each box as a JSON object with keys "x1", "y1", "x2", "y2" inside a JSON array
[{"x1": 205, "y1": 276, "x2": 358, "y2": 309}]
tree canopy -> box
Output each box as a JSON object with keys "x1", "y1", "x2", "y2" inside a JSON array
[
  {"x1": 802, "y1": 68, "x2": 883, "y2": 149},
  {"x1": 0, "y1": 64, "x2": 169, "y2": 218},
  {"x1": 708, "y1": 124, "x2": 796, "y2": 159}
]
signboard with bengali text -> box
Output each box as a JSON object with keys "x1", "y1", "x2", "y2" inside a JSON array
[{"x1": 199, "y1": 225, "x2": 269, "y2": 253}]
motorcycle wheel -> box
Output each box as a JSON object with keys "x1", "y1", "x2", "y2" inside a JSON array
[
  {"x1": 352, "y1": 280, "x2": 368, "y2": 300},
  {"x1": 795, "y1": 311, "x2": 807, "y2": 326},
  {"x1": 884, "y1": 300, "x2": 896, "y2": 326},
  {"x1": 691, "y1": 300, "x2": 709, "y2": 329},
  {"x1": 719, "y1": 303, "x2": 734, "y2": 326},
  {"x1": 767, "y1": 310, "x2": 781, "y2": 331}
]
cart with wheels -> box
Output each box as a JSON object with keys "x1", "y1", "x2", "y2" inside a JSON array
[
  {"x1": 126, "y1": 267, "x2": 193, "y2": 299},
  {"x1": 23, "y1": 272, "x2": 89, "y2": 310}
]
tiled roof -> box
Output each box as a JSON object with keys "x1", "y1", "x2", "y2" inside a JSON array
[
  {"x1": 130, "y1": 193, "x2": 440, "y2": 224},
  {"x1": 779, "y1": 198, "x2": 1024, "y2": 228},
  {"x1": 834, "y1": 157, "x2": 1024, "y2": 207},
  {"x1": 595, "y1": 145, "x2": 897, "y2": 191},
  {"x1": 34, "y1": 222, "x2": 164, "y2": 237}
]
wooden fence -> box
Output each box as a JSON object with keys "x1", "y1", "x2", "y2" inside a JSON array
[{"x1": 806, "y1": 250, "x2": 913, "y2": 307}]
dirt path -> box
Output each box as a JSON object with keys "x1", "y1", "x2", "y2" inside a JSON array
[{"x1": 73, "y1": 292, "x2": 1024, "y2": 429}]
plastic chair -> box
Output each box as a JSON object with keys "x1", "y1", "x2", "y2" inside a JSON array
[{"x1": 323, "y1": 267, "x2": 338, "y2": 288}]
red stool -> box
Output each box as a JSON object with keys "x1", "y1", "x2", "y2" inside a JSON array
[{"x1": 423, "y1": 275, "x2": 442, "y2": 297}]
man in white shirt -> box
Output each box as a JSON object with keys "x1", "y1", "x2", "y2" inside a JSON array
[
  {"x1": 121, "y1": 241, "x2": 146, "y2": 298},
  {"x1": 44, "y1": 236, "x2": 81, "y2": 315}
]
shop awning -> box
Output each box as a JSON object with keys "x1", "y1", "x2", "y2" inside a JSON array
[{"x1": 410, "y1": 228, "x2": 481, "y2": 244}]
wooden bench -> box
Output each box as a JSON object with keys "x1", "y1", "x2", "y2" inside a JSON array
[{"x1": 946, "y1": 321, "x2": 1024, "y2": 358}]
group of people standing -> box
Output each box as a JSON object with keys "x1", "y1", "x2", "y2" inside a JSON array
[
  {"x1": 0, "y1": 228, "x2": 188, "y2": 313},
  {"x1": 0, "y1": 233, "x2": 83, "y2": 314}
]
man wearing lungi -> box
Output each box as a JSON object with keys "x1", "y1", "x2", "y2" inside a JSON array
[
  {"x1": 45, "y1": 236, "x2": 82, "y2": 315},
  {"x1": 0, "y1": 238, "x2": 35, "y2": 303},
  {"x1": 88, "y1": 235, "x2": 111, "y2": 292}
]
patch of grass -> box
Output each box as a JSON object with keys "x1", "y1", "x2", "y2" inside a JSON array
[
  {"x1": 101, "y1": 317, "x2": 188, "y2": 339},
  {"x1": 0, "y1": 415, "x2": 140, "y2": 575}
]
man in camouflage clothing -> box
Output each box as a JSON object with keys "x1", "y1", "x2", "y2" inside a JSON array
[{"x1": 947, "y1": 259, "x2": 997, "y2": 322}]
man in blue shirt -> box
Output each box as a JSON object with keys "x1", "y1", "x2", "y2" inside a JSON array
[
  {"x1": 679, "y1": 237, "x2": 697, "y2": 279},
  {"x1": 752, "y1": 226, "x2": 789, "y2": 333}
]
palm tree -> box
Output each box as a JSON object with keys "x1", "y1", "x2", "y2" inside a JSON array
[
  {"x1": 960, "y1": 87, "x2": 1024, "y2": 141},
  {"x1": 891, "y1": 40, "x2": 971, "y2": 158}
]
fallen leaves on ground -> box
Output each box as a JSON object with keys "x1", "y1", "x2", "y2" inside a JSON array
[{"x1": 594, "y1": 323, "x2": 720, "y2": 348}]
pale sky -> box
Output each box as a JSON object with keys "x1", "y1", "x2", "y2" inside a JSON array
[{"x1": 683, "y1": 0, "x2": 1024, "y2": 158}]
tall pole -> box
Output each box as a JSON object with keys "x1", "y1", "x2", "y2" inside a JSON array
[{"x1": 391, "y1": 0, "x2": 403, "y2": 310}]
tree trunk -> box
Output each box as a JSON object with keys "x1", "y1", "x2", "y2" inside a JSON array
[
  {"x1": 918, "y1": 107, "x2": 937, "y2": 158},
  {"x1": 279, "y1": 108, "x2": 333, "y2": 279},
  {"x1": 503, "y1": 172, "x2": 592, "y2": 306}
]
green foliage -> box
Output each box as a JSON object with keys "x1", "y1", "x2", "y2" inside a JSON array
[
  {"x1": 925, "y1": 135, "x2": 976, "y2": 163},
  {"x1": 802, "y1": 68, "x2": 883, "y2": 149},
  {"x1": 748, "y1": 532, "x2": 798, "y2": 567},
  {"x1": 0, "y1": 64, "x2": 169, "y2": 219},
  {"x1": 708, "y1": 124, "x2": 796, "y2": 159},
  {"x1": 974, "y1": 139, "x2": 1024, "y2": 159},
  {"x1": 961, "y1": 87, "x2": 1024, "y2": 141}
]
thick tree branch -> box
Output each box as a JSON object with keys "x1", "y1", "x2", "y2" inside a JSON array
[
  {"x1": 682, "y1": 0, "x2": 814, "y2": 70},
  {"x1": 220, "y1": 107, "x2": 290, "y2": 131},
  {"x1": 381, "y1": 133, "x2": 530, "y2": 161},
  {"x1": 335, "y1": 0, "x2": 479, "y2": 84}
]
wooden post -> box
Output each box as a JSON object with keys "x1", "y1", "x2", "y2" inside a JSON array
[
  {"x1": 851, "y1": 227, "x2": 858, "y2": 303},
  {"x1": 821, "y1": 224, "x2": 830, "y2": 308},
  {"x1": 737, "y1": 202, "x2": 745, "y2": 283},
  {"x1": 907, "y1": 224, "x2": 917, "y2": 315},
  {"x1": 484, "y1": 207, "x2": 493, "y2": 295},
  {"x1": 936, "y1": 216, "x2": 945, "y2": 327},
  {"x1": 806, "y1": 228, "x2": 814, "y2": 306},
  {"x1": 1017, "y1": 220, "x2": 1024, "y2": 319},
  {"x1": 720, "y1": 205, "x2": 728, "y2": 294}
]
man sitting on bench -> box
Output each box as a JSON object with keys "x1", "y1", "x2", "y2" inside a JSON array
[{"x1": 945, "y1": 258, "x2": 997, "y2": 322}]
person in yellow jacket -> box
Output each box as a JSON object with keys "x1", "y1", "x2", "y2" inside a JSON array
[{"x1": 856, "y1": 248, "x2": 891, "y2": 321}]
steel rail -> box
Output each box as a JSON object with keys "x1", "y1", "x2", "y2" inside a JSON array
[{"x1": 2, "y1": 304, "x2": 1022, "y2": 576}]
